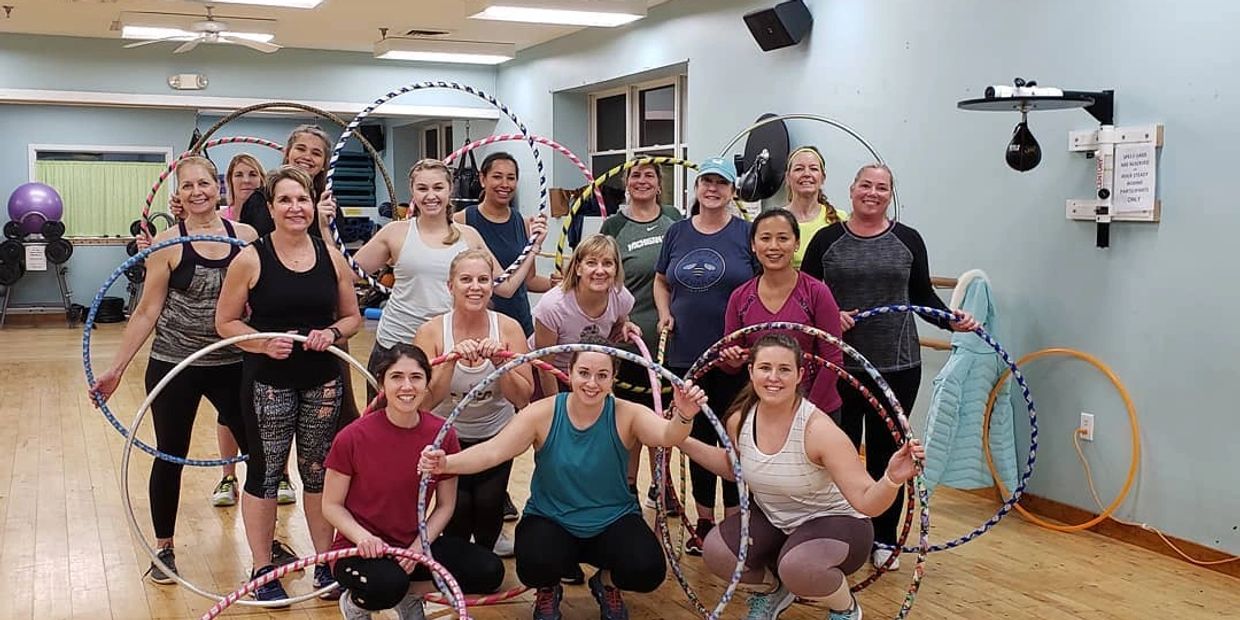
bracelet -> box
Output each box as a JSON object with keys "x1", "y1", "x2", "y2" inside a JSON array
[
  {"x1": 881, "y1": 471, "x2": 903, "y2": 488},
  {"x1": 674, "y1": 408, "x2": 694, "y2": 425},
  {"x1": 329, "y1": 326, "x2": 343, "y2": 342}
]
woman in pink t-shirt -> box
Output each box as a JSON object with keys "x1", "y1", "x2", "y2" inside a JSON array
[
  {"x1": 721, "y1": 208, "x2": 845, "y2": 421},
  {"x1": 531, "y1": 233, "x2": 640, "y2": 396},
  {"x1": 322, "y1": 343, "x2": 503, "y2": 619}
]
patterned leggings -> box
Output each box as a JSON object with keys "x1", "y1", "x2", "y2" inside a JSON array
[{"x1": 243, "y1": 378, "x2": 342, "y2": 498}]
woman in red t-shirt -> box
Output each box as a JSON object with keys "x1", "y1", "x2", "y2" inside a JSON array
[{"x1": 322, "y1": 343, "x2": 503, "y2": 619}]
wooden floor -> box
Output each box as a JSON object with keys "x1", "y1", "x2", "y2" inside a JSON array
[{"x1": 1, "y1": 321, "x2": 1238, "y2": 620}]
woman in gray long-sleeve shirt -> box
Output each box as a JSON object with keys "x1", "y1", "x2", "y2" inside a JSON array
[{"x1": 800, "y1": 164, "x2": 977, "y2": 569}]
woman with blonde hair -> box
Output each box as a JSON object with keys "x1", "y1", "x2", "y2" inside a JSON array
[
  {"x1": 354, "y1": 158, "x2": 546, "y2": 400},
  {"x1": 781, "y1": 146, "x2": 849, "y2": 269},
  {"x1": 531, "y1": 233, "x2": 640, "y2": 398},
  {"x1": 222, "y1": 153, "x2": 265, "y2": 221}
]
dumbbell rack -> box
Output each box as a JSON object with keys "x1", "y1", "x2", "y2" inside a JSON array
[{"x1": 0, "y1": 240, "x2": 75, "y2": 328}]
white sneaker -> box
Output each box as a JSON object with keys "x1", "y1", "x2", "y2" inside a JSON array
[
  {"x1": 394, "y1": 594, "x2": 426, "y2": 620},
  {"x1": 871, "y1": 548, "x2": 900, "y2": 571},
  {"x1": 493, "y1": 531, "x2": 514, "y2": 558},
  {"x1": 338, "y1": 592, "x2": 372, "y2": 620},
  {"x1": 277, "y1": 475, "x2": 297, "y2": 505}
]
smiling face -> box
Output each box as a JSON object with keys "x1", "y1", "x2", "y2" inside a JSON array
[
  {"x1": 176, "y1": 162, "x2": 220, "y2": 218},
  {"x1": 269, "y1": 177, "x2": 314, "y2": 233},
  {"x1": 382, "y1": 355, "x2": 429, "y2": 414},
  {"x1": 625, "y1": 164, "x2": 660, "y2": 203},
  {"x1": 694, "y1": 174, "x2": 734, "y2": 212},
  {"x1": 574, "y1": 249, "x2": 618, "y2": 293},
  {"x1": 569, "y1": 351, "x2": 615, "y2": 407},
  {"x1": 229, "y1": 160, "x2": 263, "y2": 206},
  {"x1": 786, "y1": 150, "x2": 825, "y2": 199},
  {"x1": 482, "y1": 158, "x2": 518, "y2": 206},
  {"x1": 449, "y1": 256, "x2": 494, "y2": 312},
  {"x1": 748, "y1": 344, "x2": 804, "y2": 407},
  {"x1": 411, "y1": 168, "x2": 453, "y2": 221},
  {"x1": 849, "y1": 166, "x2": 894, "y2": 219},
  {"x1": 752, "y1": 213, "x2": 799, "y2": 273},
  {"x1": 284, "y1": 132, "x2": 328, "y2": 177}
]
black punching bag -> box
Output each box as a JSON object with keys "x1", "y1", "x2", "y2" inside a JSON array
[{"x1": 1005, "y1": 120, "x2": 1041, "y2": 172}]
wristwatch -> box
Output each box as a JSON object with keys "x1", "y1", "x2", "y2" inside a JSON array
[{"x1": 328, "y1": 326, "x2": 343, "y2": 342}]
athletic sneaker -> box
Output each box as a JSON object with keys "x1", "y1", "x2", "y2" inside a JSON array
[
  {"x1": 871, "y1": 548, "x2": 900, "y2": 571},
  {"x1": 502, "y1": 494, "x2": 519, "y2": 522},
  {"x1": 210, "y1": 474, "x2": 239, "y2": 507},
  {"x1": 684, "y1": 519, "x2": 714, "y2": 556},
  {"x1": 314, "y1": 563, "x2": 341, "y2": 600},
  {"x1": 743, "y1": 582, "x2": 794, "y2": 619},
  {"x1": 394, "y1": 594, "x2": 427, "y2": 620},
  {"x1": 588, "y1": 570, "x2": 629, "y2": 620},
  {"x1": 276, "y1": 475, "x2": 297, "y2": 505},
  {"x1": 249, "y1": 564, "x2": 290, "y2": 606},
  {"x1": 493, "y1": 531, "x2": 515, "y2": 558},
  {"x1": 644, "y1": 484, "x2": 682, "y2": 517},
  {"x1": 271, "y1": 539, "x2": 302, "y2": 569},
  {"x1": 561, "y1": 564, "x2": 585, "y2": 585},
  {"x1": 338, "y1": 592, "x2": 372, "y2": 620},
  {"x1": 828, "y1": 596, "x2": 863, "y2": 620},
  {"x1": 145, "y1": 547, "x2": 178, "y2": 585},
  {"x1": 532, "y1": 585, "x2": 563, "y2": 620}
]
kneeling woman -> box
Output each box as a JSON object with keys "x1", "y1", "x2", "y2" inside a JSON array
[
  {"x1": 420, "y1": 337, "x2": 706, "y2": 620},
  {"x1": 323, "y1": 344, "x2": 504, "y2": 619},
  {"x1": 680, "y1": 335, "x2": 923, "y2": 620}
]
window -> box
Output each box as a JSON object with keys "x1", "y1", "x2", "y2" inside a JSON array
[
  {"x1": 588, "y1": 76, "x2": 687, "y2": 211},
  {"x1": 421, "y1": 122, "x2": 456, "y2": 161},
  {"x1": 28, "y1": 145, "x2": 174, "y2": 238}
]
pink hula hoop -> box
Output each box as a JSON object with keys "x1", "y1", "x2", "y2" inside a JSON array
[
  {"x1": 443, "y1": 133, "x2": 607, "y2": 217},
  {"x1": 141, "y1": 136, "x2": 284, "y2": 235},
  {"x1": 198, "y1": 546, "x2": 469, "y2": 620}
]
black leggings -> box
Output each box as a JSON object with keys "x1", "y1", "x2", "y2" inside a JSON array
[
  {"x1": 242, "y1": 376, "x2": 343, "y2": 498},
  {"x1": 444, "y1": 435, "x2": 513, "y2": 550},
  {"x1": 671, "y1": 366, "x2": 741, "y2": 513},
  {"x1": 837, "y1": 365, "x2": 921, "y2": 545},
  {"x1": 514, "y1": 513, "x2": 665, "y2": 592},
  {"x1": 333, "y1": 535, "x2": 504, "y2": 609},
  {"x1": 145, "y1": 360, "x2": 246, "y2": 540}
]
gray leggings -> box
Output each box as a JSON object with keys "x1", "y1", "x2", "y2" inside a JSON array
[
  {"x1": 243, "y1": 378, "x2": 342, "y2": 498},
  {"x1": 703, "y1": 502, "x2": 873, "y2": 597}
]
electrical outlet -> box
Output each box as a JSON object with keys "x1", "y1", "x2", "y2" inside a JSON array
[{"x1": 1079, "y1": 412, "x2": 1095, "y2": 441}]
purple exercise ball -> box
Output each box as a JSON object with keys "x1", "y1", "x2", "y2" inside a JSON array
[{"x1": 8, "y1": 182, "x2": 65, "y2": 235}]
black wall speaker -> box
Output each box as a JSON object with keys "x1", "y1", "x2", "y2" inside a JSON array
[
  {"x1": 359, "y1": 124, "x2": 386, "y2": 152},
  {"x1": 743, "y1": 0, "x2": 813, "y2": 52}
]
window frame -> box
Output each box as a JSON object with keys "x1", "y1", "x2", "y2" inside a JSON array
[{"x1": 587, "y1": 75, "x2": 688, "y2": 211}]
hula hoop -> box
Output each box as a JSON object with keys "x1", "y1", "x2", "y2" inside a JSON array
[
  {"x1": 121, "y1": 332, "x2": 378, "y2": 608},
  {"x1": 851, "y1": 304, "x2": 1039, "y2": 552},
  {"x1": 554, "y1": 156, "x2": 698, "y2": 271},
  {"x1": 715, "y1": 113, "x2": 902, "y2": 221},
  {"x1": 982, "y1": 348, "x2": 1140, "y2": 532},
  {"x1": 615, "y1": 327, "x2": 674, "y2": 395},
  {"x1": 418, "y1": 343, "x2": 750, "y2": 620},
  {"x1": 199, "y1": 546, "x2": 468, "y2": 620},
  {"x1": 323, "y1": 82, "x2": 548, "y2": 293},
  {"x1": 141, "y1": 136, "x2": 283, "y2": 234},
  {"x1": 443, "y1": 133, "x2": 607, "y2": 217},
  {"x1": 424, "y1": 584, "x2": 528, "y2": 608},
  {"x1": 670, "y1": 323, "x2": 928, "y2": 618},
  {"x1": 82, "y1": 235, "x2": 253, "y2": 466}
]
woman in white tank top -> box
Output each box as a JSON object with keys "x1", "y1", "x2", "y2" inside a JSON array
[
  {"x1": 413, "y1": 248, "x2": 534, "y2": 554},
  {"x1": 354, "y1": 158, "x2": 548, "y2": 398},
  {"x1": 680, "y1": 334, "x2": 924, "y2": 620}
]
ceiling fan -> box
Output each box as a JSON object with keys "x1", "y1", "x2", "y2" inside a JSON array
[{"x1": 122, "y1": 5, "x2": 281, "y2": 54}]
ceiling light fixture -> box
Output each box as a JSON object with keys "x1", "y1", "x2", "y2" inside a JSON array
[
  {"x1": 374, "y1": 38, "x2": 515, "y2": 65},
  {"x1": 121, "y1": 25, "x2": 275, "y2": 43},
  {"x1": 465, "y1": 0, "x2": 646, "y2": 27},
  {"x1": 207, "y1": 0, "x2": 325, "y2": 8}
]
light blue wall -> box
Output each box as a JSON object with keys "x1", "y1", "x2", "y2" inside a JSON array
[
  {"x1": 498, "y1": 0, "x2": 1240, "y2": 553},
  {"x1": 0, "y1": 33, "x2": 500, "y2": 307}
]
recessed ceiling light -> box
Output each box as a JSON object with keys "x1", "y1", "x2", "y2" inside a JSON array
[
  {"x1": 374, "y1": 38, "x2": 515, "y2": 65},
  {"x1": 465, "y1": 0, "x2": 646, "y2": 27},
  {"x1": 209, "y1": 0, "x2": 325, "y2": 8}
]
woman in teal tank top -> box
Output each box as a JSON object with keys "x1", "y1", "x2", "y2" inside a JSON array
[{"x1": 420, "y1": 337, "x2": 706, "y2": 620}]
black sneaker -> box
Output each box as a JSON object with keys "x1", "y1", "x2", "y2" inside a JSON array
[
  {"x1": 561, "y1": 563, "x2": 585, "y2": 585},
  {"x1": 684, "y1": 519, "x2": 714, "y2": 557},
  {"x1": 145, "y1": 547, "x2": 177, "y2": 585},
  {"x1": 271, "y1": 539, "x2": 302, "y2": 570},
  {"x1": 250, "y1": 564, "x2": 290, "y2": 606},
  {"x1": 644, "y1": 484, "x2": 682, "y2": 517},
  {"x1": 502, "y1": 493, "x2": 519, "y2": 522},
  {"x1": 314, "y1": 563, "x2": 342, "y2": 600}
]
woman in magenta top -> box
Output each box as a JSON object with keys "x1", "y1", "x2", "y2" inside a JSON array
[{"x1": 722, "y1": 208, "x2": 844, "y2": 419}]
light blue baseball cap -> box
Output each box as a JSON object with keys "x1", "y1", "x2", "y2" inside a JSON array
[{"x1": 695, "y1": 156, "x2": 737, "y2": 184}]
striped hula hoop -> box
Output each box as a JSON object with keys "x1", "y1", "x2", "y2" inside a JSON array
[{"x1": 443, "y1": 133, "x2": 607, "y2": 217}]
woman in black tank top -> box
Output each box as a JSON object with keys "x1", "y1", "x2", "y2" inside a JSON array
[
  {"x1": 217, "y1": 165, "x2": 362, "y2": 602},
  {"x1": 87, "y1": 157, "x2": 258, "y2": 585}
]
